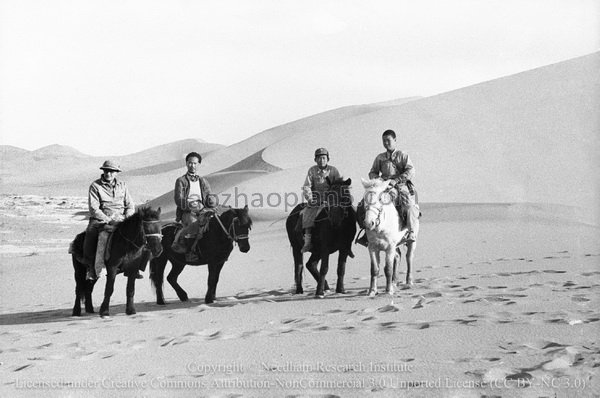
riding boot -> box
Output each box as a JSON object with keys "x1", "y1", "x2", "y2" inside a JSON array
[
  {"x1": 405, "y1": 205, "x2": 418, "y2": 243},
  {"x1": 85, "y1": 262, "x2": 97, "y2": 280},
  {"x1": 185, "y1": 237, "x2": 200, "y2": 263},
  {"x1": 301, "y1": 231, "x2": 312, "y2": 253},
  {"x1": 356, "y1": 230, "x2": 369, "y2": 247},
  {"x1": 171, "y1": 228, "x2": 186, "y2": 253}
]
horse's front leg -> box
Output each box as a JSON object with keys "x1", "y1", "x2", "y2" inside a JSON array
[
  {"x1": 72, "y1": 258, "x2": 87, "y2": 316},
  {"x1": 166, "y1": 260, "x2": 188, "y2": 302},
  {"x1": 315, "y1": 253, "x2": 330, "y2": 298},
  {"x1": 336, "y1": 251, "x2": 349, "y2": 294},
  {"x1": 84, "y1": 279, "x2": 96, "y2": 314},
  {"x1": 392, "y1": 248, "x2": 400, "y2": 285},
  {"x1": 384, "y1": 248, "x2": 395, "y2": 295},
  {"x1": 99, "y1": 266, "x2": 117, "y2": 317},
  {"x1": 405, "y1": 241, "x2": 416, "y2": 285},
  {"x1": 205, "y1": 262, "x2": 224, "y2": 304},
  {"x1": 125, "y1": 275, "x2": 137, "y2": 315},
  {"x1": 368, "y1": 249, "x2": 380, "y2": 297},
  {"x1": 292, "y1": 246, "x2": 304, "y2": 294},
  {"x1": 305, "y1": 253, "x2": 329, "y2": 292}
]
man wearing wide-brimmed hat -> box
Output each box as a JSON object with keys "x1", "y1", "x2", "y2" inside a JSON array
[{"x1": 82, "y1": 160, "x2": 135, "y2": 279}]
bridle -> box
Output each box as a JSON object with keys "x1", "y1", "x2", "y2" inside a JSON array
[
  {"x1": 364, "y1": 191, "x2": 385, "y2": 228},
  {"x1": 118, "y1": 219, "x2": 163, "y2": 252},
  {"x1": 214, "y1": 214, "x2": 249, "y2": 245}
]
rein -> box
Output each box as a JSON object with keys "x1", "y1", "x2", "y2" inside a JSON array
[{"x1": 214, "y1": 213, "x2": 249, "y2": 244}]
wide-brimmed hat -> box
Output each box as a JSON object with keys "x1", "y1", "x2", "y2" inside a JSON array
[{"x1": 99, "y1": 160, "x2": 122, "y2": 172}]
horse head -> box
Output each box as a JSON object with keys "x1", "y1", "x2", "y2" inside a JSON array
[
  {"x1": 361, "y1": 178, "x2": 395, "y2": 231},
  {"x1": 230, "y1": 205, "x2": 252, "y2": 253},
  {"x1": 326, "y1": 178, "x2": 353, "y2": 228},
  {"x1": 139, "y1": 206, "x2": 163, "y2": 258}
]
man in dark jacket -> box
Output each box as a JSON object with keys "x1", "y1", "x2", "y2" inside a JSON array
[{"x1": 171, "y1": 152, "x2": 216, "y2": 256}]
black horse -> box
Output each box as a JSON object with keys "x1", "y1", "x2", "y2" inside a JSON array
[
  {"x1": 149, "y1": 206, "x2": 252, "y2": 305},
  {"x1": 286, "y1": 178, "x2": 357, "y2": 297},
  {"x1": 70, "y1": 206, "x2": 163, "y2": 316}
]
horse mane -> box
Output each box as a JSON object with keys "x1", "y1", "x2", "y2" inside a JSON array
[
  {"x1": 218, "y1": 206, "x2": 253, "y2": 228},
  {"x1": 114, "y1": 211, "x2": 143, "y2": 236},
  {"x1": 361, "y1": 178, "x2": 387, "y2": 190},
  {"x1": 114, "y1": 206, "x2": 160, "y2": 236}
]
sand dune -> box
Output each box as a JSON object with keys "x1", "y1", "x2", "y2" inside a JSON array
[{"x1": 259, "y1": 52, "x2": 600, "y2": 222}]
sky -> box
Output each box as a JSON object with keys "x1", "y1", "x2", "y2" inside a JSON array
[{"x1": 0, "y1": 0, "x2": 598, "y2": 156}]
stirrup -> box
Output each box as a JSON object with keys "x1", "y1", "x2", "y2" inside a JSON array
[{"x1": 301, "y1": 243, "x2": 312, "y2": 254}]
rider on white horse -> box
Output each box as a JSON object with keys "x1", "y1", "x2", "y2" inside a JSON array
[{"x1": 359, "y1": 129, "x2": 419, "y2": 245}]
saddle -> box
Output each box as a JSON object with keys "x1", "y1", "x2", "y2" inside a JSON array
[{"x1": 172, "y1": 211, "x2": 214, "y2": 262}]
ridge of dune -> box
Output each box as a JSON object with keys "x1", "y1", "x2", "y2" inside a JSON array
[
  {"x1": 218, "y1": 149, "x2": 282, "y2": 174},
  {"x1": 198, "y1": 97, "x2": 421, "y2": 175}
]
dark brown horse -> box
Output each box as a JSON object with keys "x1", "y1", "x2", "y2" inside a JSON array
[
  {"x1": 70, "y1": 206, "x2": 163, "y2": 316},
  {"x1": 286, "y1": 178, "x2": 357, "y2": 298},
  {"x1": 149, "y1": 206, "x2": 252, "y2": 304}
]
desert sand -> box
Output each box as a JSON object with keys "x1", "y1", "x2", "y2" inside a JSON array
[
  {"x1": 1, "y1": 53, "x2": 599, "y2": 397},
  {"x1": 0, "y1": 195, "x2": 598, "y2": 398}
]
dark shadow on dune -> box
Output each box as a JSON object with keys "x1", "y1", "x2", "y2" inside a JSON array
[
  {"x1": 0, "y1": 287, "x2": 370, "y2": 326},
  {"x1": 218, "y1": 148, "x2": 282, "y2": 173}
]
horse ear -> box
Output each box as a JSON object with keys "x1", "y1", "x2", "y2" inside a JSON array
[{"x1": 344, "y1": 178, "x2": 352, "y2": 186}]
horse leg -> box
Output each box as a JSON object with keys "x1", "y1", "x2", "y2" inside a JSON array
[
  {"x1": 166, "y1": 261, "x2": 188, "y2": 302},
  {"x1": 99, "y1": 266, "x2": 117, "y2": 317},
  {"x1": 384, "y1": 248, "x2": 395, "y2": 295},
  {"x1": 336, "y1": 252, "x2": 349, "y2": 294},
  {"x1": 315, "y1": 253, "x2": 330, "y2": 298},
  {"x1": 125, "y1": 274, "x2": 137, "y2": 315},
  {"x1": 205, "y1": 262, "x2": 224, "y2": 304},
  {"x1": 368, "y1": 249, "x2": 380, "y2": 297},
  {"x1": 84, "y1": 279, "x2": 96, "y2": 313},
  {"x1": 150, "y1": 255, "x2": 169, "y2": 305},
  {"x1": 292, "y1": 246, "x2": 304, "y2": 294},
  {"x1": 405, "y1": 241, "x2": 416, "y2": 285},
  {"x1": 392, "y1": 247, "x2": 402, "y2": 286},
  {"x1": 306, "y1": 253, "x2": 329, "y2": 291},
  {"x1": 72, "y1": 257, "x2": 85, "y2": 316}
]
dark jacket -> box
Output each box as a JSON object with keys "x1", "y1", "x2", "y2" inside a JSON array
[{"x1": 174, "y1": 174, "x2": 215, "y2": 222}]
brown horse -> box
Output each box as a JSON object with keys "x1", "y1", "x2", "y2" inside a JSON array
[
  {"x1": 149, "y1": 206, "x2": 252, "y2": 304},
  {"x1": 286, "y1": 178, "x2": 357, "y2": 298},
  {"x1": 70, "y1": 206, "x2": 163, "y2": 316}
]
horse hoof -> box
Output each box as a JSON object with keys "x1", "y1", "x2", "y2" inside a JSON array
[
  {"x1": 336, "y1": 289, "x2": 346, "y2": 294},
  {"x1": 367, "y1": 289, "x2": 378, "y2": 297},
  {"x1": 178, "y1": 294, "x2": 189, "y2": 302},
  {"x1": 72, "y1": 309, "x2": 81, "y2": 317},
  {"x1": 126, "y1": 309, "x2": 136, "y2": 315},
  {"x1": 157, "y1": 300, "x2": 166, "y2": 306},
  {"x1": 100, "y1": 313, "x2": 110, "y2": 318},
  {"x1": 385, "y1": 290, "x2": 394, "y2": 296},
  {"x1": 316, "y1": 293, "x2": 325, "y2": 299},
  {"x1": 295, "y1": 289, "x2": 304, "y2": 295}
]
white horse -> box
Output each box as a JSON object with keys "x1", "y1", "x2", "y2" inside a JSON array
[{"x1": 361, "y1": 178, "x2": 417, "y2": 296}]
